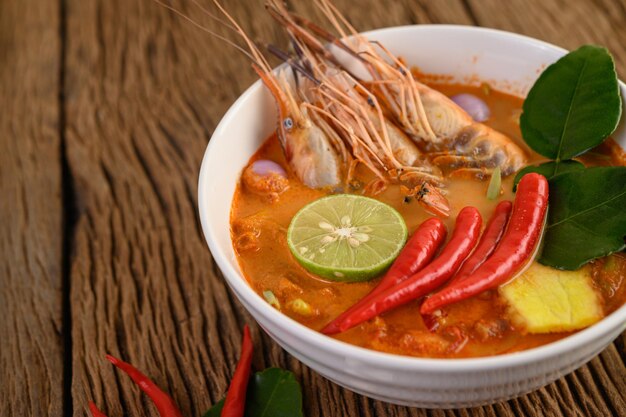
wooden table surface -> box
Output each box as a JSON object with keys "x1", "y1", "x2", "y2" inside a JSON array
[{"x1": 1, "y1": 0, "x2": 625, "y2": 416}]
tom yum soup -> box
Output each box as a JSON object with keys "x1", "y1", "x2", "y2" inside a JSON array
[{"x1": 227, "y1": 3, "x2": 626, "y2": 358}]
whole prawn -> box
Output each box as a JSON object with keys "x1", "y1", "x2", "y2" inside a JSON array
[
  {"x1": 157, "y1": 0, "x2": 349, "y2": 189},
  {"x1": 268, "y1": 0, "x2": 528, "y2": 179},
  {"x1": 158, "y1": 0, "x2": 451, "y2": 216},
  {"x1": 267, "y1": 2, "x2": 450, "y2": 215}
]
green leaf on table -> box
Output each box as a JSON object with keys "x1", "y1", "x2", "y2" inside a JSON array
[
  {"x1": 204, "y1": 368, "x2": 303, "y2": 417},
  {"x1": 520, "y1": 45, "x2": 622, "y2": 160},
  {"x1": 512, "y1": 160, "x2": 585, "y2": 190},
  {"x1": 486, "y1": 166, "x2": 502, "y2": 200},
  {"x1": 539, "y1": 167, "x2": 626, "y2": 270},
  {"x1": 205, "y1": 399, "x2": 225, "y2": 417},
  {"x1": 246, "y1": 368, "x2": 302, "y2": 417}
]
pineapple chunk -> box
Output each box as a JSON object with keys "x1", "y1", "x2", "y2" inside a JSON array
[{"x1": 499, "y1": 263, "x2": 604, "y2": 333}]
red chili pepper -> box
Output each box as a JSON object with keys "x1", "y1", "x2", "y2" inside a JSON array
[
  {"x1": 376, "y1": 217, "x2": 448, "y2": 293},
  {"x1": 88, "y1": 402, "x2": 108, "y2": 417},
  {"x1": 106, "y1": 355, "x2": 184, "y2": 417},
  {"x1": 221, "y1": 324, "x2": 253, "y2": 417},
  {"x1": 420, "y1": 173, "x2": 548, "y2": 314},
  {"x1": 322, "y1": 218, "x2": 447, "y2": 334},
  {"x1": 322, "y1": 207, "x2": 482, "y2": 334},
  {"x1": 447, "y1": 200, "x2": 513, "y2": 286}
]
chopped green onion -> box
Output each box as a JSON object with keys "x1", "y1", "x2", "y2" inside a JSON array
[
  {"x1": 602, "y1": 255, "x2": 619, "y2": 272},
  {"x1": 511, "y1": 109, "x2": 522, "y2": 126},
  {"x1": 481, "y1": 82, "x2": 492, "y2": 96},
  {"x1": 288, "y1": 298, "x2": 313, "y2": 316},
  {"x1": 263, "y1": 290, "x2": 281, "y2": 310},
  {"x1": 487, "y1": 167, "x2": 501, "y2": 200}
]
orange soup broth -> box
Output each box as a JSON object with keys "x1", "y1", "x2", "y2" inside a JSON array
[{"x1": 230, "y1": 83, "x2": 626, "y2": 358}]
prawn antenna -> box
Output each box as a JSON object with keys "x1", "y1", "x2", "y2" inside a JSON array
[
  {"x1": 266, "y1": 44, "x2": 320, "y2": 85},
  {"x1": 153, "y1": 0, "x2": 275, "y2": 76},
  {"x1": 188, "y1": 0, "x2": 238, "y2": 33},
  {"x1": 152, "y1": 0, "x2": 257, "y2": 64},
  {"x1": 315, "y1": 0, "x2": 359, "y2": 38},
  {"x1": 210, "y1": 0, "x2": 273, "y2": 73}
]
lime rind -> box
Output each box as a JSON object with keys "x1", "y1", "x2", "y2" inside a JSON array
[{"x1": 287, "y1": 194, "x2": 408, "y2": 282}]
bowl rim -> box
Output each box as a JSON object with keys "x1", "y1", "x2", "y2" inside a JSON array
[{"x1": 198, "y1": 24, "x2": 626, "y2": 372}]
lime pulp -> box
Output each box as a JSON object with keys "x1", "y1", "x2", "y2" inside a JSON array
[{"x1": 287, "y1": 194, "x2": 408, "y2": 282}]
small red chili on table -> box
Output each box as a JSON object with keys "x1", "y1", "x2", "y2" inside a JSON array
[
  {"x1": 221, "y1": 324, "x2": 253, "y2": 417},
  {"x1": 88, "y1": 325, "x2": 253, "y2": 417},
  {"x1": 87, "y1": 355, "x2": 184, "y2": 417}
]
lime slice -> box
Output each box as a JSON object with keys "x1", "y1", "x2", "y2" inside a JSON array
[{"x1": 287, "y1": 194, "x2": 408, "y2": 282}]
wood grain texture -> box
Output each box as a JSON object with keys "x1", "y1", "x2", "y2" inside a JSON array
[
  {"x1": 466, "y1": 0, "x2": 626, "y2": 79},
  {"x1": 0, "y1": 1, "x2": 63, "y2": 417},
  {"x1": 57, "y1": 0, "x2": 624, "y2": 416}
]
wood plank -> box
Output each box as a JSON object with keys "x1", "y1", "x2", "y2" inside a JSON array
[
  {"x1": 65, "y1": 1, "x2": 625, "y2": 416},
  {"x1": 0, "y1": 1, "x2": 63, "y2": 416}
]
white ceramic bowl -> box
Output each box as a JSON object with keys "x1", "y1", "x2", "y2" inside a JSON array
[{"x1": 198, "y1": 25, "x2": 626, "y2": 408}]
